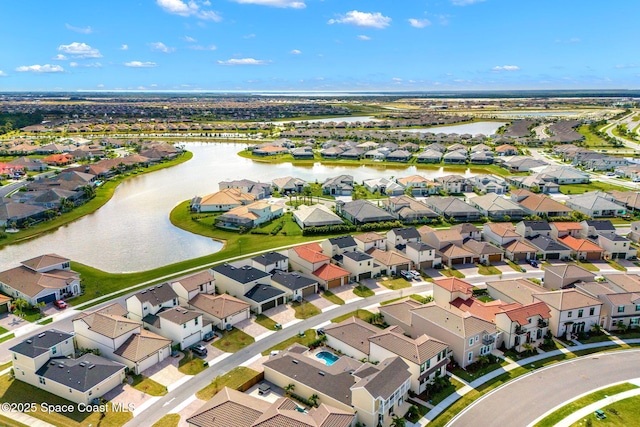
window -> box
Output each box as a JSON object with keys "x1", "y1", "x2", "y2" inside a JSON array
[
  {"x1": 469, "y1": 338, "x2": 474, "y2": 346},
  {"x1": 199, "y1": 284, "x2": 204, "y2": 292},
  {"x1": 590, "y1": 307, "x2": 595, "y2": 316},
  {"x1": 183, "y1": 323, "x2": 187, "y2": 329},
  {"x1": 578, "y1": 309, "x2": 583, "y2": 318},
  {"x1": 567, "y1": 311, "x2": 572, "y2": 318},
  {"x1": 537, "y1": 329, "x2": 543, "y2": 339},
  {"x1": 636, "y1": 305, "x2": 640, "y2": 312},
  {"x1": 468, "y1": 352, "x2": 473, "y2": 362},
  {"x1": 618, "y1": 306, "x2": 625, "y2": 313},
  {"x1": 39, "y1": 377, "x2": 46, "y2": 385},
  {"x1": 173, "y1": 298, "x2": 178, "y2": 305},
  {"x1": 52, "y1": 346, "x2": 57, "y2": 355},
  {"x1": 631, "y1": 318, "x2": 639, "y2": 326},
  {"x1": 13, "y1": 354, "x2": 16, "y2": 361},
  {"x1": 475, "y1": 335, "x2": 479, "y2": 343},
  {"x1": 420, "y1": 363, "x2": 426, "y2": 373}
]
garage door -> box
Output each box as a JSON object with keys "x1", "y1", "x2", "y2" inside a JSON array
[
  {"x1": 358, "y1": 272, "x2": 372, "y2": 281},
  {"x1": 327, "y1": 278, "x2": 342, "y2": 289},
  {"x1": 396, "y1": 264, "x2": 410, "y2": 272},
  {"x1": 512, "y1": 252, "x2": 527, "y2": 261},
  {"x1": 546, "y1": 253, "x2": 560, "y2": 260},
  {"x1": 302, "y1": 286, "x2": 316, "y2": 297},
  {"x1": 586, "y1": 252, "x2": 601, "y2": 260},
  {"x1": 37, "y1": 293, "x2": 57, "y2": 304},
  {"x1": 451, "y1": 258, "x2": 464, "y2": 265},
  {"x1": 277, "y1": 297, "x2": 285, "y2": 305},
  {"x1": 420, "y1": 260, "x2": 433, "y2": 269},
  {"x1": 261, "y1": 300, "x2": 277, "y2": 311},
  {"x1": 489, "y1": 254, "x2": 502, "y2": 262},
  {"x1": 0, "y1": 303, "x2": 7, "y2": 314}
]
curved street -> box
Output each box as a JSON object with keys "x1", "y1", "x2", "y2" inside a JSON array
[{"x1": 447, "y1": 349, "x2": 640, "y2": 427}]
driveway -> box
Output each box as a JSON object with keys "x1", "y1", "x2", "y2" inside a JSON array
[
  {"x1": 234, "y1": 317, "x2": 271, "y2": 338},
  {"x1": 144, "y1": 354, "x2": 188, "y2": 387},
  {"x1": 103, "y1": 383, "x2": 156, "y2": 413},
  {"x1": 263, "y1": 304, "x2": 298, "y2": 326},
  {"x1": 451, "y1": 264, "x2": 480, "y2": 277},
  {"x1": 329, "y1": 283, "x2": 362, "y2": 302},
  {"x1": 0, "y1": 313, "x2": 29, "y2": 332},
  {"x1": 360, "y1": 278, "x2": 387, "y2": 293},
  {"x1": 306, "y1": 294, "x2": 335, "y2": 311},
  {"x1": 448, "y1": 350, "x2": 640, "y2": 427}
]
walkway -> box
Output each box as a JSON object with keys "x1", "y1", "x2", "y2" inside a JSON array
[{"x1": 413, "y1": 338, "x2": 640, "y2": 426}]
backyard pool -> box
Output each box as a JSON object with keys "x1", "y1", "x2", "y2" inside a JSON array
[{"x1": 315, "y1": 350, "x2": 339, "y2": 366}]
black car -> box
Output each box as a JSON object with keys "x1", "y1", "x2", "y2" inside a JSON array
[{"x1": 190, "y1": 344, "x2": 208, "y2": 357}]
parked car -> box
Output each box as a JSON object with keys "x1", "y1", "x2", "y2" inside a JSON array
[
  {"x1": 203, "y1": 331, "x2": 215, "y2": 342},
  {"x1": 54, "y1": 300, "x2": 67, "y2": 309},
  {"x1": 190, "y1": 344, "x2": 208, "y2": 357},
  {"x1": 410, "y1": 270, "x2": 421, "y2": 280},
  {"x1": 528, "y1": 259, "x2": 539, "y2": 268},
  {"x1": 400, "y1": 270, "x2": 413, "y2": 280}
]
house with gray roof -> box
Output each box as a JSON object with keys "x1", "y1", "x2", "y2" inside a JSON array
[
  {"x1": 251, "y1": 251, "x2": 288, "y2": 273},
  {"x1": 416, "y1": 149, "x2": 443, "y2": 163},
  {"x1": 472, "y1": 174, "x2": 508, "y2": 194},
  {"x1": 126, "y1": 283, "x2": 179, "y2": 320},
  {"x1": 470, "y1": 151, "x2": 494, "y2": 164},
  {"x1": 503, "y1": 157, "x2": 548, "y2": 172},
  {"x1": 270, "y1": 271, "x2": 318, "y2": 301},
  {"x1": 271, "y1": 176, "x2": 307, "y2": 194},
  {"x1": 386, "y1": 227, "x2": 421, "y2": 251},
  {"x1": 525, "y1": 235, "x2": 572, "y2": 260},
  {"x1": 293, "y1": 204, "x2": 344, "y2": 228},
  {"x1": 468, "y1": 193, "x2": 525, "y2": 220},
  {"x1": 381, "y1": 195, "x2": 439, "y2": 223},
  {"x1": 386, "y1": 149, "x2": 412, "y2": 162},
  {"x1": 565, "y1": 192, "x2": 626, "y2": 218},
  {"x1": 443, "y1": 150, "x2": 468, "y2": 164},
  {"x1": 336, "y1": 200, "x2": 396, "y2": 225},
  {"x1": 363, "y1": 177, "x2": 405, "y2": 196},
  {"x1": 322, "y1": 175, "x2": 354, "y2": 196},
  {"x1": 424, "y1": 197, "x2": 482, "y2": 222},
  {"x1": 212, "y1": 264, "x2": 286, "y2": 314}
]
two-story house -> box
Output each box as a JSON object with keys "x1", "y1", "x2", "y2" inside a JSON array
[
  {"x1": 289, "y1": 242, "x2": 350, "y2": 289},
  {"x1": 126, "y1": 284, "x2": 179, "y2": 320},
  {"x1": 340, "y1": 251, "x2": 380, "y2": 282},
  {"x1": 385, "y1": 227, "x2": 421, "y2": 251},
  {"x1": 533, "y1": 289, "x2": 602, "y2": 338},
  {"x1": 354, "y1": 232, "x2": 387, "y2": 253},
  {"x1": 495, "y1": 303, "x2": 551, "y2": 352},
  {"x1": 170, "y1": 270, "x2": 215, "y2": 305},
  {"x1": 188, "y1": 293, "x2": 251, "y2": 330},
  {"x1": 405, "y1": 241, "x2": 441, "y2": 270},
  {"x1": 143, "y1": 306, "x2": 211, "y2": 350},
  {"x1": 322, "y1": 236, "x2": 358, "y2": 258},
  {"x1": 211, "y1": 264, "x2": 286, "y2": 314},
  {"x1": 251, "y1": 252, "x2": 288, "y2": 274},
  {"x1": 270, "y1": 271, "x2": 319, "y2": 301}
]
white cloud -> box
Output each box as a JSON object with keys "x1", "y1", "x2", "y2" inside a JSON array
[
  {"x1": 184, "y1": 36, "x2": 197, "y2": 42},
  {"x1": 70, "y1": 62, "x2": 102, "y2": 68},
  {"x1": 357, "y1": 35, "x2": 372, "y2": 40},
  {"x1": 231, "y1": 0, "x2": 305, "y2": 8},
  {"x1": 243, "y1": 33, "x2": 256, "y2": 39},
  {"x1": 408, "y1": 18, "x2": 431, "y2": 28},
  {"x1": 451, "y1": 0, "x2": 485, "y2": 5},
  {"x1": 217, "y1": 58, "x2": 268, "y2": 65},
  {"x1": 58, "y1": 42, "x2": 102, "y2": 58},
  {"x1": 65, "y1": 23, "x2": 93, "y2": 34},
  {"x1": 52, "y1": 54, "x2": 68, "y2": 61},
  {"x1": 492, "y1": 65, "x2": 520, "y2": 71},
  {"x1": 0, "y1": 70, "x2": 7, "y2": 77},
  {"x1": 120, "y1": 44, "x2": 129, "y2": 50},
  {"x1": 188, "y1": 44, "x2": 217, "y2": 50},
  {"x1": 392, "y1": 77, "x2": 402, "y2": 81},
  {"x1": 150, "y1": 42, "x2": 176, "y2": 53},
  {"x1": 555, "y1": 37, "x2": 581, "y2": 44},
  {"x1": 156, "y1": 0, "x2": 222, "y2": 21},
  {"x1": 328, "y1": 10, "x2": 391, "y2": 29},
  {"x1": 124, "y1": 61, "x2": 157, "y2": 68},
  {"x1": 15, "y1": 64, "x2": 64, "y2": 73},
  {"x1": 97, "y1": 83, "x2": 104, "y2": 88},
  {"x1": 290, "y1": 49, "x2": 302, "y2": 54}
]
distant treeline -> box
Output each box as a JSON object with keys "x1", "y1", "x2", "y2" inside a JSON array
[{"x1": 0, "y1": 111, "x2": 44, "y2": 133}]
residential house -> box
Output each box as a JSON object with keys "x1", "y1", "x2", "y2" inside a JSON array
[
  {"x1": 525, "y1": 235, "x2": 572, "y2": 260},
  {"x1": 558, "y1": 236, "x2": 605, "y2": 261},
  {"x1": 73, "y1": 304, "x2": 172, "y2": 374},
  {"x1": 503, "y1": 239, "x2": 539, "y2": 262},
  {"x1": 512, "y1": 190, "x2": 573, "y2": 218},
  {"x1": 363, "y1": 178, "x2": 405, "y2": 196},
  {"x1": 469, "y1": 194, "x2": 525, "y2": 221},
  {"x1": 270, "y1": 270, "x2": 319, "y2": 301},
  {"x1": 216, "y1": 201, "x2": 283, "y2": 230},
  {"x1": 324, "y1": 316, "x2": 380, "y2": 360},
  {"x1": 443, "y1": 151, "x2": 468, "y2": 164},
  {"x1": 495, "y1": 144, "x2": 518, "y2": 156},
  {"x1": 405, "y1": 242, "x2": 441, "y2": 270},
  {"x1": 424, "y1": 197, "x2": 482, "y2": 222},
  {"x1": 385, "y1": 227, "x2": 421, "y2": 251},
  {"x1": 533, "y1": 290, "x2": 602, "y2": 338},
  {"x1": 435, "y1": 175, "x2": 471, "y2": 194},
  {"x1": 367, "y1": 248, "x2": 412, "y2": 276},
  {"x1": 580, "y1": 220, "x2": 616, "y2": 239},
  {"x1": 143, "y1": 306, "x2": 211, "y2": 350},
  {"x1": 472, "y1": 175, "x2": 508, "y2": 194},
  {"x1": 289, "y1": 243, "x2": 349, "y2": 289},
  {"x1": 584, "y1": 287, "x2": 640, "y2": 331},
  {"x1": 470, "y1": 152, "x2": 494, "y2": 164},
  {"x1": 381, "y1": 196, "x2": 438, "y2": 223},
  {"x1": 336, "y1": 200, "x2": 396, "y2": 225},
  {"x1": 608, "y1": 191, "x2": 640, "y2": 213},
  {"x1": 422, "y1": 229, "x2": 476, "y2": 266},
  {"x1": 188, "y1": 293, "x2": 250, "y2": 330},
  {"x1": 529, "y1": 165, "x2": 591, "y2": 184},
  {"x1": 10, "y1": 329, "x2": 126, "y2": 404},
  {"x1": 251, "y1": 252, "x2": 288, "y2": 274},
  {"x1": 170, "y1": 270, "x2": 215, "y2": 305},
  {"x1": 126, "y1": 284, "x2": 179, "y2": 320},
  {"x1": 543, "y1": 265, "x2": 597, "y2": 290},
  {"x1": 354, "y1": 232, "x2": 387, "y2": 253},
  {"x1": 451, "y1": 223, "x2": 482, "y2": 241},
  {"x1": 483, "y1": 222, "x2": 521, "y2": 246},
  {"x1": 550, "y1": 222, "x2": 583, "y2": 239},
  {"x1": 0, "y1": 254, "x2": 80, "y2": 306},
  {"x1": 508, "y1": 174, "x2": 560, "y2": 194},
  {"x1": 486, "y1": 278, "x2": 546, "y2": 305},
  {"x1": 271, "y1": 176, "x2": 307, "y2": 195},
  {"x1": 495, "y1": 303, "x2": 551, "y2": 352},
  {"x1": 515, "y1": 220, "x2": 552, "y2": 238},
  {"x1": 340, "y1": 251, "x2": 380, "y2": 281},
  {"x1": 379, "y1": 299, "x2": 424, "y2": 333},
  {"x1": 218, "y1": 179, "x2": 271, "y2": 200},
  {"x1": 416, "y1": 149, "x2": 443, "y2": 164},
  {"x1": 386, "y1": 150, "x2": 412, "y2": 162},
  {"x1": 211, "y1": 264, "x2": 286, "y2": 314},
  {"x1": 565, "y1": 192, "x2": 626, "y2": 218},
  {"x1": 463, "y1": 239, "x2": 504, "y2": 264},
  {"x1": 293, "y1": 204, "x2": 344, "y2": 228},
  {"x1": 594, "y1": 233, "x2": 637, "y2": 260},
  {"x1": 322, "y1": 236, "x2": 358, "y2": 258},
  {"x1": 322, "y1": 175, "x2": 354, "y2": 196},
  {"x1": 186, "y1": 387, "x2": 355, "y2": 427},
  {"x1": 630, "y1": 221, "x2": 640, "y2": 243},
  {"x1": 397, "y1": 175, "x2": 438, "y2": 196},
  {"x1": 503, "y1": 157, "x2": 548, "y2": 172}
]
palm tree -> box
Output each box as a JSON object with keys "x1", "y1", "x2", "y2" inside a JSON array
[
  {"x1": 12, "y1": 298, "x2": 30, "y2": 318},
  {"x1": 308, "y1": 393, "x2": 319, "y2": 407},
  {"x1": 390, "y1": 415, "x2": 406, "y2": 427},
  {"x1": 284, "y1": 383, "x2": 295, "y2": 396},
  {"x1": 591, "y1": 323, "x2": 603, "y2": 335}
]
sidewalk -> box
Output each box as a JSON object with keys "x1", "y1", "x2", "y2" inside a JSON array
[
  {"x1": 417, "y1": 338, "x2": 640, "y2": 426},
  {"x1": 555, "y1": 387, "x2": 640, "y2": 427},
  {"x1": 0, "y1": 409, "x2": 56, "y2": 427}
]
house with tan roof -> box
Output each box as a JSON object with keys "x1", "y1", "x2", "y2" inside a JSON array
[
  {"x1": 463, "y1": 239, "x2": 504, "y2": 264},
  {"x1": 543, "y1": 264, "x2": 597, "y2": 290},
  {"x1": 188, "y1": 293, "x2": 250, "y2": 330},
  {"x1": 533, "y1": 289, "x2": 602, "y2": 338},
  {"x1": 169, "y1": 270, "x2": 215, "y2": 305},
  {"x1": 354, "y1": 232, "x2": 387, "y2": 252},
  {"x1": 73, "y1": 303, "x2": 172, "y2": 374},
  {"x1": 591, "y1": 291, "x2": 640, "y2": 331},
  {"x1": 605, "y1": 274, "x2": 640, "y2": 293},
  {"x1": 503, "y1": 239, "x2": 538, "y2": 261},
  {"x1": 486, "y1": 278, "x2": 546, "y2": 304},
  {"x1": 323, "y1": 316, "x2": 383, "y2": 360},
  {"x1": 512, "y1": 192, "x2": 573, "y2": 218},
  {"x1": 190, "y1": 188, "x2": 256, "y2": 213},
  {"x1": 381, "y1": 196, "x2": 439, "y2": 222},
  {"x1": 293, "y1": 204, "x2": 344, "y2": 228},
  {"x1": 216, "y1": 201, "x2": 283, "y2": 230},
  {"x1": 483, "y1": 222, "x2": 521, "y2": 246},
  {"x1": 187, "y1": 386, "x2": 355, "y2": 427},
  {"x1": 0, "y1": 254, "x2": 80, "y2": 306},
  {"x1": 366, "y1": 248, "x2": 412, "y2": 275}
]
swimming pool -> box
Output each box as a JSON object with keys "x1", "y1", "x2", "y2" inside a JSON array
[{"x1": 315, "y1": 350, "x2": 339, "y2": 366}]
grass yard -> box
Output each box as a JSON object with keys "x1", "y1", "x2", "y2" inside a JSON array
[
  {"x1": 506, "y1": 259, "x2": 526, "y2": 272},
  {"x1": 574, "y1": 260, "x2": 600, "y2": 272},
  {"x1": 0, "y1": 414, "x2": 29, "y2": 427},
  {"x1": 410, "y1": 294, "x2": 433, "y2": 304},
  {"x1": 212, "y1": 327, "x2": 255, "y2": 353},
  {"x1": 606, "y1": 260, "x2": 627, "y2": 272},
  {"x1": 578, "y1": 334, "x2": 613, "y2": 344},
  {"x1": 378, "y1": 277, "x2": 412, "y2": 290},
  {"x1": 353, "y1": 285, "x2": 375, "y2": 298},
  {"x1": 37, "y1": 317, "x2": 53, "y2": 325},
  {"x1": 321, "y1": 290, "x2": 345, "y2": 305},
  {"x1": 262, "y1": 329, "x2": 318, "y2": 355},
  {"x1": 0, "y1": 326, "x2": 8, "y2": 334},
  {"x1": 476, "y1": 295, "x2": 495, "y2": 303},
  {"x1": 576, "y1": 124, "x2": 610, "y2": 148},
  {"x1": 559, "y1": 181, "x2": 632, "y2": 195},
  {"x1": 535, "y1": 382, "x2": 639, "y2": 427},
  {"x1": 0, "y1": 333, "x2": 15, "y2": 344},
  {"x1": 331, "y1": 309, "x2": 374, "y2": 323},
  {"x1": 0, "y1": 373, "x2": 132, "y2": 427},
  {"x1": 451, "y1": 358, "x2": 510, "y2": 383},
  {"x1": 130, "y1": 374, "x2": 168, "y2": 396},
  {"x1": 196, "y1": 366, "x2": 261, "y2": 400},
  {"x1": 151, "y1": 414, "x2": 181, "y2": 427},
  {"x1": 291, "y1": 301, "x2": 321, "y2": 319},
  {"x1": 477, "y1": 264, "x2": 502, "y2": 275},
  {"x1": 178, "y1": 353, "x2": 208, "y2": 375},
  {"x1": 255, "y1": 314, "x2": 278, "y2": 330},
  {"x1": 423, "y1": 377, "x2": 466, "y2": 406},
  {"x1": 440, "y1": 268, "x2": 466, "y2": 278},
  {"x1": 569, "y1": 395, "x2": 640, "y2": 427}
]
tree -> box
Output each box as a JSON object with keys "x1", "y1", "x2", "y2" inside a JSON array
[
  {"x1": 390, "y1": 415, "x2": 406, "y2": 427},
  {"x1": 308, "y1": 393, "x2": 319, "y2": 407},
  {"x1": 284, "y1": 383, "x2": 295, "y2": 395},
  {"x1": 478, "y1": 355, "x2": 490, "y2": 367},
  {"x1": 12, "y1": 298, "x2": 30, "y2": 318},
  {"x1": 590, "y1": 323, "x2": 603, "y2": 335},
  {"x1": 81, "y1": 185, "x2": 96, "y2": 200}
]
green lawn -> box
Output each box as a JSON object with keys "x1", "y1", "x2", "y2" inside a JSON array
[
  {"x1": 535, "y1": 382, "x2": 639, "y2": 427},
  {"x1": 353, "y1": 285, "x2": 375, "y2": 298},
  {"x1": 0, "y1": 326, "x2": 7, "y2": 335},
  {"x1": 576, "y1": 124, "x2": 610, "y2": 148},
  {"x1": 606, "y1": 260, "x2": 627, "y2": 272},
  {"x1": 178, "y1": 353, "x2": 208, "y2": 375},
  {"x1": 569, "y1": 395, "x2": 640, "y2": 427},
  {"x1": 331, "y1": 309, "x2": 374, "y2": 323},
  {"x1": 476, "y1": 295, "x2": 495, "y2": 303},
  {"x1": 424, "y1": 377, "x2": 466, "y2": 405},
  {"x1": 379, "y1": 277, "x2": 412, "y2": 290},
  {"x1": 37, "y1": 317, "x2": 53, "y2": 325},
  {"x1": 506, "y1": 259, "x2": 526, "y2": 272},
  {"x1": 451, "y1": 358, "x2": 510, "y2": 383},
  {"x1": 151, "y1": 414, "x2": 181, "y2": 427},
  {"x1": 255, "y1": 314, "x2": 278, "y2": 330},
  {"x1": 559, "y1": 181, "x2": 632, "y2": 195},
  {"x1": 0, "y1": 333, "x2": 15, "y2": 344},
  {"x1": 0, "y1": 414, "x2": 29, "y2": 427},
  {"x1": 477, "y1": 265, "x2": 502, "y2": 275},
  {"x1": 440, "y1": 268, "x2": 466, "y2": 278},
  {"x1": 322, "y1": 290, "x2": 345, "y2": 305},
  {"x1": 578, "y1": 334, "x2": 613, "y2": 344},
  {"x1": 0, "y1": 373, "x2": 133, "y2": 427},
  {"x1": 410, "y1": 294, "x2": 433, "y2": 304},
  {"x1": 212, "y1": 327, "x2": 255, "y2": 353},
  {"x1": 262, "y1": 329, "x2": 319, "y2": 355},
  {"x1": 196, "y1": 366, "x2": 260, "y2": 400},
  {"x1": 574, "y1": 260, "x2": 600, "y2": 272},
  {"x1": 130, "y1": 374, "x2": 168, "y2": 396},
  {"x1": 291, "y1": 301, "x2": 321, "y2": 319}
]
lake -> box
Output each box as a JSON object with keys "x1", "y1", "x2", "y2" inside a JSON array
[
  {"x1": 391, "y1": 121, "x2": 507, "y2": 135},
  {"x1": 0, "y1": 143, "x2": 480, "y2": 273}
]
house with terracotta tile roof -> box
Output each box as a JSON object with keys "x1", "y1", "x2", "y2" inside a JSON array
[
  {"x1": 432, "y1": 277, "x2": 473, "y2": 305},
  {"x1": 558, "y1": 235, "x2": 604, "y2": 261},
  {"x1": 533, "y1": 289, "x2": 602, "y2": 338},
  {"x1": 550, "y1": 222, "x2": 583, "y2": 239},
  {"x1": 312, "y1": 263, "x2": 350, "y2": 290},
  {"x1": 495, "y1": 302, "x2": 551, "y2": 352},
  {"x1": 289, "y1": 242, "x2": 330, "y2": 275},
  {"x1": 42, "y1": 153, "x2": 74, "y2": 166}
]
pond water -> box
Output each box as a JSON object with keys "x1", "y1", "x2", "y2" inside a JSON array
[
  {"x1": 391, "y1": 121, "x2": 507, "y2": 135},
  {"x1": 272, "y1": 116, "x2": 378, "y2": 124},
  {"x1": 0, "y1": 143, "x2": 480, "y2": 273}
]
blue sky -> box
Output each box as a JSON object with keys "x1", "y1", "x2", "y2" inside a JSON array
[{"x1": 1, "y1": 0, "x2": 639, "y2": 92}]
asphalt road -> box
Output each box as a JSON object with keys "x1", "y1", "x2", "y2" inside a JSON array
[
  {"x1": 123, "y1": 283, "x2": 433, "y2": 427},
  {"x1": 448, "y1": 349, "x2": 640, "y2": 427}
]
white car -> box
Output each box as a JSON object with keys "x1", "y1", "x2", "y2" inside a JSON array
[{"x1": 410, "y1": 270, "x2": 421, "y2": 280}]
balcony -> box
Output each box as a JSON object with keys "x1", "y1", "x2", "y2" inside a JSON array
[
  {"x1": 482, "y1": 335, "x2": 495, "y2": 345},
  {"x1": 538, "y1": 319, "x2": 548, "y2": 328},
  {"x1": 514, "y1": 327, "x2": 526, "y2": 335}
]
